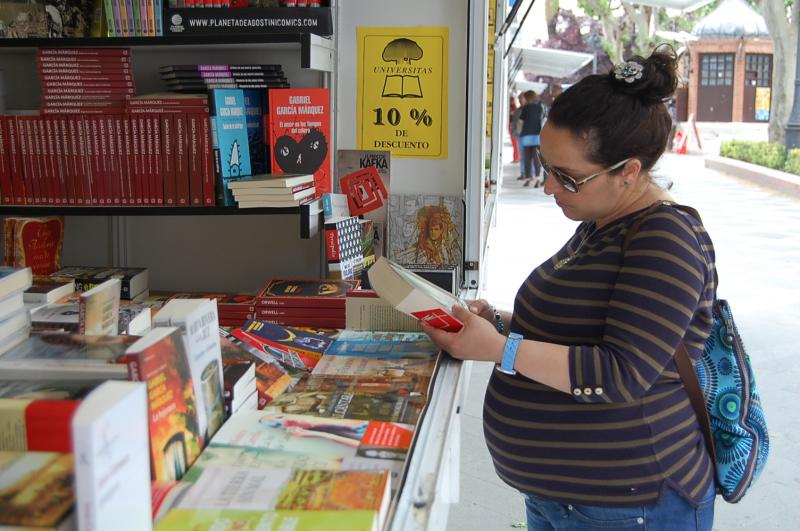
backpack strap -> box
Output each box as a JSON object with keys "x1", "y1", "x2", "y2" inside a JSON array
[{"x1": 622, "y1": 201, "x2": 717, "y2": 464}]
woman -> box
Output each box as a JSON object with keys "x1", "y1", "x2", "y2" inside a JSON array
[
  {"x1": 518, "y1": 90, "x2": 545, "y2": 187},
  {"x1": 509, "y1": 94, "x2": 521, "y2": 162},
  {"x1": 423, "y1": 47, "x2": 717, "y2": 530}
]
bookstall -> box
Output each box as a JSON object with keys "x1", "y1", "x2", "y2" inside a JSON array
[{"x1": 0, "y1": 0, "x2": 496, "y2": 529}]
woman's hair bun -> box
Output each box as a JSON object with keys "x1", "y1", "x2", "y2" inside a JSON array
[{"x1": 609, "y1": 44, "x2": 679, "y2": 105}]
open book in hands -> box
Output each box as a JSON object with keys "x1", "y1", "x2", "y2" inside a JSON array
[{"x1": 367, "y1": 257, "x2": 466, "y2": 332}]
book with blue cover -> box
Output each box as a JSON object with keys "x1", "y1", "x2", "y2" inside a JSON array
[
  {"x1": 242, "y1": 89, "x2": 269, "y2": 176},
  {"x1": 208, "y1": 89, "x2": 251, "y2": 206}
]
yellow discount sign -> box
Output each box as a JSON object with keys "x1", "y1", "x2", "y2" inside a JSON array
[{"x1": 357, "y1": 26, "x2": 448, "y2": 159}]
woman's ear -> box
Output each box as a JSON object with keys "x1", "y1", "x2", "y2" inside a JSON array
[{"x1": 620, "y1": 159, "x2": 642, "y2": 184}]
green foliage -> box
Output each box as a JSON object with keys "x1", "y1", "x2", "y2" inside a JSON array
[
  {"x1": 720, "y1": 140, "x2": 798, "y2": 173},
  {"x1": 785, "y1": 149, "x2": 800, "y2": 176}
]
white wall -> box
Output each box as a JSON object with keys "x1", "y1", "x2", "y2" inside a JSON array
[{"x1": 335, "y1": 0, "x2": 468, "y2": 196}]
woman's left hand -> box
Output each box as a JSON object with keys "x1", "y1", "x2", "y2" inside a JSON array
[{"x1": 421, "y1": 305, "x2": 505, "y2": 363}]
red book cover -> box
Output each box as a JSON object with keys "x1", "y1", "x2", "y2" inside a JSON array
[
  {"x1": 125, "y1": 105, "x2": 209, "y2": 115},
  {"x1": 37, "y1": 48, "x2": 131, "y2": 57},
  {"x1": 256, "y1": 316, "x2": 346, "y2": 329},
  {"x1": 74, "y1": 117, "x2": 89, "y2": 205},
  {"x1": 17, "y1": 117, "x2": 34, "y2": 204},
  {"x1": 256, "y1": 278, "x2": 360, "y2": 309},
  {"x1": 23, "y1": 399, "x2": 82, "y2": 452},
  {"x1": 128, "y1": 95, "x2": 209, "y2": 107},
  {"x1": 257, "y1": 306, "x2": 344, "y2": 318},
  {"x1": 56, "y1": 118, "x2": 74, "y2": 205},
  {"x1": 99, "y1": 116, "x2": 114, "y2": 205},
  {"x1": 40, "y1": 78, "x2": 135, "y2": 87},
  {"x1": 43, "y1": 118, "x2": 59, "y2": 204},
  {"x1": 0, "y1": 116, "x2": 12, "y2": 204},
  {"x1": 40, "y1": 107, "x2": 127, "y2": 115},
  {"x1": 231, "y1": 321, "x2": 336, "y2": 370},
  {"x1": 121, "y1": 116, "x2": 134, "y2": 205},
  {"x1": 38, "y1": 57, "x2": 131, "y2": 67},
  {"x1": 47, "y1": 118, "x2": 65, "y2": 204},
  {"x1": 187, "y1": 113, "x2": 202, "y2": 206},
  {"x1": 7, "y1": 216, "x2": 64, "y2": 274},
  {"x1": 130, "y1": 116, "x2": 143, "y2": 205},
  {"x1": 200, "y1": 113, "x2": 214, "y2": 206},
  {"x1": 49, "y1": 117, "x2": 68, "y2": 205},
  {"x1": 160, "y1": 114, "x2": 176, "y2": 206},
  {"x1": 174, "y1": 113, "x2": 190, "y2": 206},
  {"x1": 28, "y1": 118, "x2": 44, "y2": 205},
  {"x1": 138, "y1": 116, "x2": 150, "y2": 205},
  {"x1": 147, "y1": 115, "x2": 161, "y2": 205},
  {"x1": 105, "y1": 116, "x2": 122, "y2": 206},
  {"x1": 87, "y1": 117, "x2": 102, "y2": 205},
  {"x1": 268, "y1": 87, "x2": 331, "y2": 196},
  {"x1": 66, "y1": 117, "x2": 80, "y2": 204},
  {"x1": 6, "y1": 117, "x2": 26, "y2": 204},
  {"x1": 113, "y1": 115, "x2": 127, "y2": 205}
]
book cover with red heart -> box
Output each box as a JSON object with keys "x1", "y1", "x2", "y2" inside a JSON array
[{"x1": 268, "y1": 87, "x2": 331, "y2": 196}]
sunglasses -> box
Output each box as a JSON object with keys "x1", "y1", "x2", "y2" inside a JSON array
[{"x1": 534, "y1": 147, "x2": 631, "y2": 193}]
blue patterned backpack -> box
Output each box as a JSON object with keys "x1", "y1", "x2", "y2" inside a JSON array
[{"x1": 627, "y1": 203, "x2": 770, "y2": 503}]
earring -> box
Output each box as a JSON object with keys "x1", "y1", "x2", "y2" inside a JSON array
[{"x1": 623, "y1": 181, "x2": 630, "y2": 187}]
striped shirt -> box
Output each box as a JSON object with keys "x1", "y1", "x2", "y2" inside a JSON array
[{"x1": 483, "y1": 203, "x2": 717, "y2": 507}]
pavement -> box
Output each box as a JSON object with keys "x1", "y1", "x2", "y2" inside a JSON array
[{"x1": 446, "y1": 138, "x2": 800, "y2": 530}]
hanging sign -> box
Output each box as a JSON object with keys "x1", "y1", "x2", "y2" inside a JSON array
[{"x1": 357, "y1": 26, "x2": 448, "y2": 159}]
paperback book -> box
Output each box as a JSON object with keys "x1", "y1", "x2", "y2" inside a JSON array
[
  {"x1": 327, "y1": 330, "x2": 440, "y2": 358},
  {"x1": 232, "y1": 320, "x2": 335, "y2": 370},
  {"x1": 256, "y1": 278, "x2": 360, "y2": 309},
  {"x1": 209, "y1": 88, "x2": 251, "y2": 206},
  {"x1": 0, "y1": 451, "x2": 75, "y2": 529},
  {"x1": 3, "y1": 217, "x2": 64, "y2": 275},
  {"x1": 78, "y1": 277, "x2": 121, "y2": 335}
]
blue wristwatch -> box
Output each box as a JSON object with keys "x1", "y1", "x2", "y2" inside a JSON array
[{"x1": 497, "y1": 332, "x2": 523, "y2": 375}]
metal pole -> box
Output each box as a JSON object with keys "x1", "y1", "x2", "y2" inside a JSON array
[{"x1": 786, "y1": 25, "x2": 800, "y2": 149}]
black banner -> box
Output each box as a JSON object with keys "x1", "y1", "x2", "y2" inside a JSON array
[{"x1": 164, "y1": 8, "x2": 332, "y2": 37}]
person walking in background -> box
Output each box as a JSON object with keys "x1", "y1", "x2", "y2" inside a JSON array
[
  {"x1": 538, "y1": 83, "x2": 564, "y2": 187},
  {"x1": 423, "y1": 47, "x2": 718, "y2": 530},
  {"x1": 509, "y1": 94, "x2": 521, "y2": 162},
  {"x1": 518, "y1": 90, "x2": 544, "y2": 187}
]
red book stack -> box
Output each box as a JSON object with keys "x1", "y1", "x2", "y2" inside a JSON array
[
  {"x1": 162, "y1": 292, "x2": 258, "y2": 328},
  {"x1": 254, "y1": 278, "x2": 361, "y2": 329}
]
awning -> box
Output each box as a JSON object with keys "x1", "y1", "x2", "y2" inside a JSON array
[
  {"x1": 509, "y1": 46, "x2": 594, "y2": 80},
  {"x1": 511, "y1": 73, "x2": 548, "y2": 95},
  {"x1": 627, "y1": 0, "x2": 714, "y2": 10}
]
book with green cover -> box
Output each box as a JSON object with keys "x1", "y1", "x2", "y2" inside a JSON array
[{"x1": 156, "y1": 508, "x2": 378, "y2": 531}]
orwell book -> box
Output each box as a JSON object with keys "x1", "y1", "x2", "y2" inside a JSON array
[{"x1": 209, "y1": 89, "x2": 251, "y2": 206}]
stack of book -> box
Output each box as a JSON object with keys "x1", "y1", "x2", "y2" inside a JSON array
[
  {"x1": 103, "y1": 0, "x2": 164, "y2": 37},
  {"x1": 159, "y1": 64, "x2": 289, "y2": 93},
  {"x1": 38, "y1": 48, "x2": 135, "y2": 116},
  {"x1": 227, "y1": 173, "x2": 316, "y2": 208},
  {"x1": 0, "y1": 266, "x2": 32, "y2": 356},
  {"x1": 158, "y1": 291, "x2": 258, "y2": 328},
  {"x1": 49, "y1": 266, "x2": 149, "y2": 300},
  {"x1": 253, "y1": 278, "x2": 360, "y2": 329}
]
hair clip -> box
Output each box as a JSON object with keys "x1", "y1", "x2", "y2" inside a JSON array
[{"x1": 614, "y1": 61, "x2": 644, "y2": 83}]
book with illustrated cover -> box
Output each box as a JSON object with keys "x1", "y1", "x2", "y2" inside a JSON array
[
  {"x1": 3, "y1": 217, "x2": 64, "y2": 275},
  {"x1": 256, "y1": 278, "x2": 360, "y2": 309},
  {"x1": 184, "y1": 411, "x2": 412, "y2": 484},
  {"x1": 0, "y1": 2, "x2": 48, "y2": 39},
  {"x1": 31, "y1": 301, "x2": 150, "y2": 336},
  {"x1": 79, "y1": 277, "x2": 121, "y2": 335},
  {"x1": 220, "y1": 327, "x2": 307, "y2": 373},
  {"x1": 327, "y1": 329, "x2": 440, "y2": 358},
  {"x1": 263, "y1": 388, "x2": 424, "y2": 425},
  {"x1": 156, "y1": 508, "x2": 377, "y2": 531},
  {"x1": 325, "y1": 215, "x2": 364, "y2": 281},
  {"x1": 335, "y1": 152, "x2": 389, "y2": 259},
  {"x1": 154, "y1": 299, "x2": 225, "y2": 443},
  {"x1": 71, "y1": 381, "x2": 152, "y2": 531},
  {"x1": 232, "y1": 320, "x2": 336, "y2": 370},
  {"x1": 311, "y1": 355, "x2": 437, "y2": 382},
  {"x1": 124, "y1": 327, "x2": 203, "y2": 482},
  {"x1": 0, "y1": 451, "x2": 74, "y2": 529},
  {"x1": 171, "y1": 466, "x2": 389, "y2": 528},
  {"x1": 209, "y1": 88, "x2": 251, "y2": 206},
  {"x1": 387, "y1": 194, "x2": 463, "y2": 268},
  {"x1": 268, "y1": 87, "x2": 331, "y2": 196},
  {"x1": 220, "y1": 335, "x2": 295, "y2": 408},
  {"x1": 0, "y1": 332, "x2": 137, "y2": 380},
  {"x1": 368, "y1": 257, "x2": 466, "y2": 332}
]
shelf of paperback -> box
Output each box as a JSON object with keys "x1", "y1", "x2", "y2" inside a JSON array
[
  {"x1": 0, "y1": 33, "x2": 333, "y2": 71},
  {"x1": 0, "y1": 206, "x2": 301, "y2": 216}
]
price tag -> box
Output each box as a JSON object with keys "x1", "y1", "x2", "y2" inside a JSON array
[{"x1": 357, "y1": 27, "x2": 449, "y2": 159}]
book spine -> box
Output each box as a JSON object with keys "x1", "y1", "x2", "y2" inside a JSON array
[
  {"x1": 50, "y1": 117, "x2": 68, "y2": 205},
  {"x1": 38, "y1": 66, "x2": 132, "y2": 75},
  {"x1": 18, "y1": 117, "x2": 33, "y2": 205},
  {"x1": 55, "y1": 118, "x2": 72, "y2": 205},
  {"x1": 128, "y1": 97, "x2": 208, "y2": 107},
  {"x1": 144, "y1": 115, "x2": 155, "y2": 205},
  {"x1": 40, "y1": 78, "x2": 135, "y2": 85},
  {"x1": 255, "y1": 297, "x2": 347, "y2": 309},
  {"x1": 201, "y1": 112, "x2": 214, "y2": 206},
  {"x1": 188, "y1": 113, "x2": 202, "y2": 206},
  {"x1": 146, "y1": 0, "x2": 156, "y2": 36},
  {"x1": 150, "y1": 115, "x2": 163, "y2": 205},
  {"x1": 154, "y1": 0, "x2": 163, "y2": 36},
  {"x1": 255, "y1": 316, "x2": 346, "y2": 329},
  {"x1": 130, "y1": 115, "x2": 142, "y2": 205},
  {"x1": 160, "y1": 114, "x2": 176, "y2": 206},
  {"x1": 30, "y1": 118, "x2": 46, "y2": 205},
  {"x1": 174, "y1": 113, "x2": 189, "y2": 206},
  {"x1": 103, "y1": 0, "x2": 118, "y2": 36},
  {"x1": 121, "y1": 116, "x2": 134, "y2": 205},
  {"x1": 257, "y1": 307, "x2": 344, "y2": 318},
  {"x1": 75, "y1": 118, "x2": 89, "y2": 205},
  {"x1": 41, "y1": 87, "x2": 136, "y2": 96},
  {"x1": 123, "y1": 0, "x2": 134, "y2": 38},
  {"x1": 131, "y1": 0, "x2": 142, "y2": 36},
  {"x1": 112, "y1": 116, "x2": 124, "y2": 205},
  {"x1": 99, "y1": 116, "x2": 114, "y2": 205},
  {"x1": 38, "y1": 48, "x2": 131, "y2": 57},
  {"x1": 325, "y1": 224, "x2": 340, "y2": 261},
  {"x1": 23, "y1": 400, "x2": 81, "y2": 452},
  {"x1": 6, "y1": 117, "x2": 25, "y2": 204},
  {"x1": 0, "y1": 116, "x2": 11, "y2": 204},
  {"x1": 38, "y1": 57, "x2": 132, "y2": 66},
  {"x1": 88, "y1": 117, "x2": 102, "y2": 205}
]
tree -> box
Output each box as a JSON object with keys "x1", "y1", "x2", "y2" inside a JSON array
[{"x1": 754, "y1": 0, "x2": 798, "y2": 145}]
